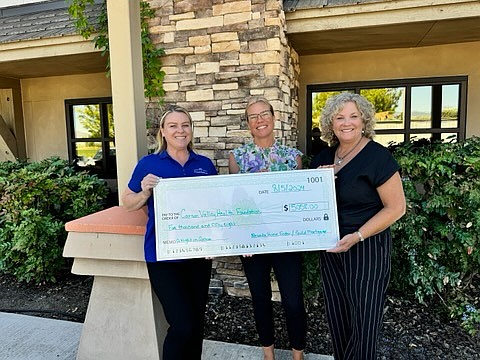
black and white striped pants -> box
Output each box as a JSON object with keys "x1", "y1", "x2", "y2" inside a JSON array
[{"x1": 320, "y1": 230, "x2": 392, "y2": 360}]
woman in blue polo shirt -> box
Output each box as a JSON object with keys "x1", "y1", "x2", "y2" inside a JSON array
[{"x1": 122, "y1": 105, "x2": 217, "y2": 360}]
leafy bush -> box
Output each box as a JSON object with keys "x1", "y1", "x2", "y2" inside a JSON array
[
  {"x1": 301, "y1": 154, "x2": 312, "y2": 170},
  {"x1": 390, "y1": 137, "x2": 480, "y2": 334},
  {"x1": 0, "y1": 157, "x2": 108, "y2": 283},
  {"x1": 302, "y1": 251, "x2": 321, "y2": 300}
]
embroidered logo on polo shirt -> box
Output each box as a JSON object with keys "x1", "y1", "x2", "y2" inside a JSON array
[{"x1": 194, "y1": 168, "x2": 209, "y2": 174}]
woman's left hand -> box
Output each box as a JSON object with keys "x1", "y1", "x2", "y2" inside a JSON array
[
  {"x1": 316, "y1": 164, "x2": 336, "y2": 169},
  {"x1": 327, "y1": 232, "x2": 360, "y2": 253}
]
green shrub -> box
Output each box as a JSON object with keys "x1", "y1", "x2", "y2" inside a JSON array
[
  {"x1": 301, "y1": 154, "x2": 312, "y2": 170},
  {"x1": 302, "y1": 251, "x2": 321, "y2": 300},
  {"x1": 0, "y1": 157, "x2": 108, "y2": 283},
  {"x1": 390, "y1": 136, "x2": 480, "y2": 334}
]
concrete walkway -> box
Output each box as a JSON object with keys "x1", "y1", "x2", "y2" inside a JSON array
[{"x1": 0, "y1": 312, "x2": 333, "y2": 360}]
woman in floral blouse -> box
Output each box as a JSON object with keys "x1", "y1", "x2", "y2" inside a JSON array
[{"x1": 229, "y1": 97, "x2": 307, "y2": 360}]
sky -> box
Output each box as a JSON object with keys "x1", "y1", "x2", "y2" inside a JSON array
[{"x1": 410, "y1": 84, "x2": 459, "y2": 113}]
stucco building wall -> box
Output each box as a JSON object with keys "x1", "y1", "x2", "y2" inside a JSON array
[
  {"x1": 21, "y1": 72, "x2": 111, "y2": 162},
  {"x1": 297, "y1": 41, "x2": 480, "y2": 152}
]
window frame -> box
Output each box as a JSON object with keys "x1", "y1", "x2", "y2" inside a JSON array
[
  {"x1": 65, "y1": 97, "x2": 116, "y2": 179},
  {"x1": 306, "y1": 76, "x2": 467, "y2": 150}
]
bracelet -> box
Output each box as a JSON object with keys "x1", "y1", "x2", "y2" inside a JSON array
[{"x1": 356, "y1": 230, "x2": 365, "y2": 242}]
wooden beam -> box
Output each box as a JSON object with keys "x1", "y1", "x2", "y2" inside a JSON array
[{"x1": 0, "y1": 115, "x2": 17, "y2": 161}]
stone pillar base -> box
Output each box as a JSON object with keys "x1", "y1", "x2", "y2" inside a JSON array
[{"x1": 63, "y1": 206, "x2": 168, "y2": 360}]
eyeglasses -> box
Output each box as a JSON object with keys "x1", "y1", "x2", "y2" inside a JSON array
[{"x1": 247, "y1": 110, "x2": 272, "y2": 122}]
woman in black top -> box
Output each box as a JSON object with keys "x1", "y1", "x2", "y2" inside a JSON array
[{"x1": 311, "y1": 93, "x2": 406, "y2": 360}]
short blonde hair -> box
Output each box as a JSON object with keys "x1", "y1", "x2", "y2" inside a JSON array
[
  {"x1": 320, "y1": 92, "x2": 376, "y2": 146},
  {"x1": 244, "y1": 96, "x2": 274, "y2": 121},
  {"x1": 154, "y1": 105, "x2": 194, "y2": 154}
]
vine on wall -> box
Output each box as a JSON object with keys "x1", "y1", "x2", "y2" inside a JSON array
[{"x1": 67, "y1": 0, "x2": 165, "y2": 102}]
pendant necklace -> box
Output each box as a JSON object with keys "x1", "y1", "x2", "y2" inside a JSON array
[{"x1": 335, "y1": 136, "x2": 363, "y2": 166}]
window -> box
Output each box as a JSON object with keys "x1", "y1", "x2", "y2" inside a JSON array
[
  {"x1": 65, "y1": 98, "x2": 116, "y2": 179},
  {"x1": 306, "y1": 76, "x2": 467, "y2": 150}
]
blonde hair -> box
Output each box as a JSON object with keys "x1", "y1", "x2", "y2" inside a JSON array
[
  {"x1": 320, "y1": 92, "x2": 376, "y2": 146},
  {"x1": 154, "y1": 105, "x2": 194, "y2": 154}
]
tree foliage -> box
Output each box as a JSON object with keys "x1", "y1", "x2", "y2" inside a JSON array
[
  {"x1": 311, "y1": 89, "x2": 403, "y2": 128},
  {"x1": 76, "y1": 104, "x2": 114, "y2": 138},
  {"x1": 360, "y1": 88, "x2": 402, "y2": 113}
]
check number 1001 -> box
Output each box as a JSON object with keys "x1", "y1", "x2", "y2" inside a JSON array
[{"x1": 307, "y1": 176, "x2": 322, "y2": 183}]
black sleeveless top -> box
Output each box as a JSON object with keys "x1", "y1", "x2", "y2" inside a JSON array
[{"x1": 310, "y1": 141, "x2": 400, "y2": 237}]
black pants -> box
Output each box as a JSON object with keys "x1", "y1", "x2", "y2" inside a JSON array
[
  {"x1": 320, "y1": 231, "x2": 392, "y2": 360},
  {"x1": 147, "y1": 258, "x2": 212, "y2": 360},
  {"x1": 241, "y1": 252, "x2": 307, "y2": 350}
]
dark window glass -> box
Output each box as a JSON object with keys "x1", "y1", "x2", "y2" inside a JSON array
[
  {"x1": 307, "y1": 76, "x2": 467, "y2": 150},
  {"x1": 65, "y1": 98, "x2": 116, "y2": 179}
]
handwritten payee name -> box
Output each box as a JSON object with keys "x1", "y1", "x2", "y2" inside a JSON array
[{"x1": 178, "y1": 207, "x2": 260, "y2": 219}]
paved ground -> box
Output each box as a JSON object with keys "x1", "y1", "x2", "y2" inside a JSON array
[{"x1": 0, "y1": 312, "x2": 333, "y2": 360}]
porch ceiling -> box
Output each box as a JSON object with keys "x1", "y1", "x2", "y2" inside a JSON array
[
  {"x1": 0, "y1": 52, "x2": 107, "y2": 79},
  {"x1": 286, "y1": 17, "x2": 480, "y2": 55}
]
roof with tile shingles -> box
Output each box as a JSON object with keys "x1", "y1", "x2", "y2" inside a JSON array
[
  {"x1": 0, "y1": 0, "x2": 102, "y2": 44},
  {"x1": 283, "y1": 0, "x2": 384, "y2": 11},
  {"x1": 0, "y1": 0, "x2": 387, "y2": 44}
]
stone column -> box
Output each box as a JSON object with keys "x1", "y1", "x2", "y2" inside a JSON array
[{"x1": 106, "y1": 0, "x2": 147, "y2": 201}]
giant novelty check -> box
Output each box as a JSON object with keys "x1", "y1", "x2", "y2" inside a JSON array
[{"x1": 153, "y1": 169, "x2": 339, "y2": 261}]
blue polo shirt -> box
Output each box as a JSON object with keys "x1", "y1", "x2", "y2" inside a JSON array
[{"x1": 127, "y1": 150, "x2": 217, "y2": 262}]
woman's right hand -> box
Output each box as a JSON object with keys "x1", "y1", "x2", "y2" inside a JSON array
[
  {"x1": 122, "y1": 174, "x2": 160, "y2": 211},
  {"x1": 141, "y1": 174, "x2": 161, "y2": 194}
]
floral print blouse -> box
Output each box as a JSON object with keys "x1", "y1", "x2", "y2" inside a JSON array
[{"x1": 231, "y1": 140, "x2": 302, "y2": 173}]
